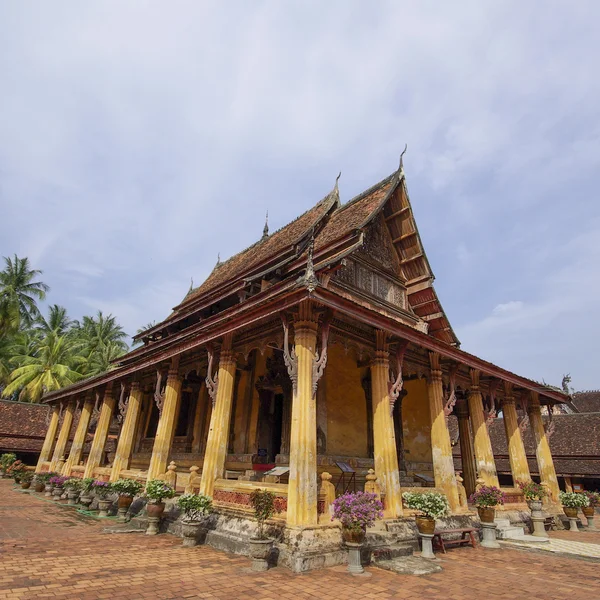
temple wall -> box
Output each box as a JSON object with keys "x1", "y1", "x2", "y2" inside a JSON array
[
  {"x1": 402, "y1": 378, "x2": 433, "y2": 467},
  {"x1": 246, "y1": 350, "x2": 266, "y2": 454},
  {"x1": 325, "y1": 345, "x2": 369, "y2": 457}
]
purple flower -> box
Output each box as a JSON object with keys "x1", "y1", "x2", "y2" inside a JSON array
[{"x1": 331, "y1": 492, "x2": 384, "y2": 531}]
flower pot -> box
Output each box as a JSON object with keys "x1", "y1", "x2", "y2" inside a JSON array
[
  {"x1": 564, "y1": 507, "x2": 578, "y2": 519},
  {"x1": 477, "y1": 507, "x2": 496, "y2": 524},
  {"x1": 528, "y1": 500, "x2": 543, "y2": 513},
  {"x1": 117, "y1": 495, "x2": 134, "y2": 520},
  {"x1": 52, "y1": 487, "x2": 63, "y2": 499},
  {"x1": 415, "y1": 516, "x2": 436, "y2": 535},
  {"x1": 146, "y1": 502, "x2": 165, "y2": 535},
  {"x1": 21, "y1": 481, "x2": 31, "y2": 490},
  {"x1": 582, "y1": 506, "x2": 595, "y2": 518},
  {"x1": 97, "y1": 499, "x2": 112, "y2": 517},
  {"x1": 44, "y1": 484, "x2": 54, "y2": 497},
  {"x1": 181, "y1": 520, "x2": 205, "y2": 547},
  {"x1": 248, "y1": 538, "x2": 274, "y2": 572},
  {"x1": 341, "y1": 527, "x2": 366, "y2": 544},
  {"x1": 67, "y1": 490, "x2": 79, "y2": 505},
  {"x1": 34, "y1": 482, "x2": 45, "y2": 493},
  {"x1": 79, "y1": 495, "x2": 93, "y2": 509}
]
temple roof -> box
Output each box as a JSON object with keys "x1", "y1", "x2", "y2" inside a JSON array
[{"x1": 0, "y1": 399, "x2": 50, "y2": 454}]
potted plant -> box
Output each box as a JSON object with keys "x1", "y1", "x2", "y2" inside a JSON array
[
  {"x1": 559, "y1": 491, "x2": 589, "y2": 518},
  {"x1": 519, "y1": 481, "x2": 547, "y2": 512},
  {"x1": 91, "y1": 480, "x2": 113, "y2": 516},
  {"x1": 42, "y1": 472, "x2": 58, "y2": 496},
  {"x1": 49, "y1": 475, "x2": 68, "y2": 499},
  {"x1": 19, "y1": 471, "x2": 34, "y2": 489},
  {"x1": 582, "y1": 491, "x2": 598, "y2": 518},
  {"x1": 144, "y1": 480, "x2": 175, "y2": 535},
  {"x1": 177, "y1": 493, "x2": 213, "y2": 546},
  {"x1": 0, "y1": 453, "x2": 17, "y2": 478},
  {"x1": 79, "y1": 477, "x2": 95, "y2": 508},
  {"x1": 63, "y1": 478, "x2": 83, "y2": 505},
  {"x1": 332, "y1": 491, "x2": 384, "y2": 543},
  {"x1": 7, "y1": 459, "x2": 27, "y2": 483},
  {"x1": 469, "y1": 486, "x2": 506, "y2": 523},
  {"x1": 248, "y1": 488, "x2": 279, "y2": 571},
  {"x1": 402, "y1": 491, "x2": 450, "y2": 533},
  {"x1": 33, "y1": 474, "x2": 47, "y2": 493},
  {"x1": 111, "y1": 479, "x2": 144, "y2": 520}
]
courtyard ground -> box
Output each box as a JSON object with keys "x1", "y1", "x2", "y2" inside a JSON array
[{"x1": 1, "y1": 479, "x2": 599, "y2": 600}]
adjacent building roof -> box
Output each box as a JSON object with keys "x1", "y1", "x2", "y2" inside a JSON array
[
  {"x1": 0, "y1": 400, "x2": 50, "y2": 454},
  {"x1": 571, "y1": 391, "x2": 600, "y2": 413}
]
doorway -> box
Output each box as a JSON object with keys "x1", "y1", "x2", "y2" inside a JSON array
[{"x1": 255, "y1": 391, "x2": 284, "y2": 464}]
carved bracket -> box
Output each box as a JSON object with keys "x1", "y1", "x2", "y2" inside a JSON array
[
  {"x1": 388, "y1": 340, "x2": 409, "y2": 416},
  {"x1": 154, "y1": 370, "x2": 166, "y2": 414},
  {"x1": 484, "y1": 379, "x2": 500, "y2": 425},
  {"x1": 443, "y1": 364, "x2": 459, "y2": 417},
  {"x1": 312, "y1": 312, "x2": 332, "y2": 397},
  {"x1": 91, "y1": 392, "x2": 101, "y2": 425},
  {"x1": 280, "y1": 313, "x2": 298, "y2": 395},
  {"x1": 205, "y1": 344, "x2": 219, "y2": 408},
  {"x1": 117, "y1": 383, "x2": 129, "y2": 423}
]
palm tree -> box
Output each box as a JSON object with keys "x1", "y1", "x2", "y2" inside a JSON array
[
  {"x1": 82, "y1": 341, "x2": 125, "y2": 377},
  {"x1": 0, "y1": 255, "x2": 49, "y2": 336},
  {"x1": 1, "y1": 331, "x2": 84, "y2": 402},
  {"x1": 36, "y1": 304, "x2": 72, "y2": 336},
  {"x1": 72, "y1": 311, "x2": 128, "y2": 353}
]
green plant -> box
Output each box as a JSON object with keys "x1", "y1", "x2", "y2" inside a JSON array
[
  {"x1": 91, "y1": 480, "x2": 112, "y2": 498},
  {"x1": 469, "y1": 486, "x2": 506, "y2": 508},
  {"x1": 111, "y1": 479, "x2": 143, "y2": 497},
  {"x1": 7, "y1": 459, "x2": 27, "y2": 481},
  {"x1": 81, "y1": 477, "x2": 95, "y2": 494},
  {"x1": 0, "y1": 453, "x2": 17, "y2": 471},
  {"x1": 63, "y1": 478, "x2": 83, "y2": 491},
  {"x1": 177, "y1": 493, "x2": 212, "y2": 521},
  {"x1": 145, "y1": 480, "x2": 175, "y2": 504},
  {"x1": 249, "y1": 488, "x2": 277, "y2": 540},
  {"x1": 583, "y1": 491, "x2": 600, "y2": 507},
  {"x1": 559, "y1": 491, "x2": 590, "y2": 508},
  {"x1": 36, "y1": 471, "x2": 57, "y2": 484},
  {"x1": 331, "y1": 492, "x2": 383, "y2": 532},
  {"x1": 402, "y1": 492, "x2": 450, "y2": 519},
  {"x1": 19, "y1": 471, "x2": 34, "y2": 483},
  {"x1": 518, "y1": 481, "x2": 547, "y2": 501}
]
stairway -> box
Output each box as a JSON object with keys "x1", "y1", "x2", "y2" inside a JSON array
[{"x1": 495, "y1": 518, "x2": 549, "y2": 543}]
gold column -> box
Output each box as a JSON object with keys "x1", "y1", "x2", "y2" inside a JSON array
[
  {"x1": 502, "y1": 383, "x2": 531, "y2": 487},
  {"x1": 427, "y1": 352, "x2": 460, "y2": 512},
  {"x1": 84, "y1": 387, "x2": 116, "y2": 479},
  {"x1": 63, "y1": 399, "x2": 93, "y2": 475},
  {"x1": 147, "y1": 359, "x2": 183, "y2": 482},
  {"x1": 467, "y1": 369, "x2": 499, "y2": 487},
  {"x1": 370, "y1": 331, "x2": 403, "y2": 519},
  {"x1": 456, "y1": 400, "x2": 477, "y2": 497},
  {"x1": 286, "y1": 302, "x2": 319, "y2": 526},
  {"x1": 49, "y1": 402, "x2": 75, "y2": 472},
  {"x1": 528, "y1": 392, "x2": 560, "y2": 503},
  {"x1": 199, "y1": 335, "x2": 237, "y2": 497},
  {"x1": 36, "y1": 405, "x2": 60, "y2": 472},
  {"x1": 191, "y1": 384, "x2": 207, "y2": 454},
  {"x1": 110, "y1": 382, "x2": 143, "y2": 481}
]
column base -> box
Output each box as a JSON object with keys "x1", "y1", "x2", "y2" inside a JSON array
[
  {"x1": 568, "y1": 517, "x2": 579, "y2": 532},
  {"x1": 531, "y1": 516, "x2": 548, "y2": 538},
  {"x1": 586, "y1": 515, "x2": 596, "y2": 530},
  {"x1": 480, "y1": 523, "x2": 500, "y2": 548},
  {"x1": 419, "y1": 533, "x2": 435, "y2": 559},
  {"x1": 146, "y1": 516, "x2": 160, "y2": 535},
  {"x1": 345, "y1": 542, "x2": 364, "y2": 574}
]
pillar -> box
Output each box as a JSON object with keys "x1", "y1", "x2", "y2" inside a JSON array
[
  {"x1": 84, "y1": 386, "x2": 116, "y2": 479},
  {"x1": 199, "y1": 334, "x2": 237, "y2": 497},
  {"x1": 63, "y1": 399, "x2": 93, "y2": 475},
  {"x1": 110, "y1": 382, "x2": 143, "y2": 481},
  {"x1": 191, "y1": 384, "x2": 206, "y2": 454},
  {"x1": 427, "y1": 352, "x2": 461, "y2": 512},
  {"x1": 528, "y1": 392, "x2": 560, "y2": 503},
  {"x1": 467, "y1": 369, "x2": 499, "y2": 487},
  {"x1": 370, "y1": 330, "x2": 403, "y2": 518},
  {"x1": 49, "y1": 402, "x2": 75, "y2": 472},
  {"x1": 456, "y1": 399, "x2": 477, "y2": 498},
  {"x1": 147, "y1": 358, "x2": 183, "y2": 482},
  {"x1": 286, "y1": 302, "x2": 319, "y2": 526},
  {"x1": 36, "y1": 405, "x2": 60, "y2": 472},
  {"x1": 502, "y1": 382, "x2": 531, "y2": 487}
]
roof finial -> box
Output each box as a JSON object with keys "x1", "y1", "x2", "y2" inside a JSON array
[
  {"x1": 262, "y1": 211, "x2": 269, "y2": 240},
  {"x1": 188, "y1": 277, "x2": 194, "y2": 294},
  {"x1": 216, "y1": 253, "x2": 221, "y2": 267},
  {"x1": 399, "y1": 143, "x2": 408, "y2": 173},
  {"x1": 334, "y1": 171, "x2": 341, "y2": 191},
  {"x1": 297, "y1": 231, "x2": 319, "y2": 292}
]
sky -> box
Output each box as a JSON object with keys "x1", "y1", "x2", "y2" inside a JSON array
[{"x1": 1, "y1": 2, "x2": 599, "y2": 390}]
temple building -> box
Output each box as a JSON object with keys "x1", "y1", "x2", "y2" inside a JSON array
[{"x1": 36, "y1": 161, "x2": 569, "y2": 569}]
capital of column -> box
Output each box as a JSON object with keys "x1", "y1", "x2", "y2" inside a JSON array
[
  {"x1": 428, "y1": 368, "x2": 443, "y2": 384},
  {"x1": 469, "y1": 368, "x2": 480, "y2": 391},
  {"x1": 371, "y1": 350, "x2": 389, "y2": 370},
  {"x1": 455, "y1": 399, "x2": 469, "y2": 419},
  {"x1": 503, "y1": 395, "x2": 516, "y2": 407},
  {"x1": 130, "y1": 381, "x2": 140, "y2": 392}
]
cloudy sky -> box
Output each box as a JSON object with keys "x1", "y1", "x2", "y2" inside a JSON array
[{"x1": 1, "y1": 2, "x2": 598, "y2": 390}]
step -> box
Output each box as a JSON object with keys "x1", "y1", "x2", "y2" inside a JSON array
[
  {"x1": 497, "y1": 526, "x2": 525, "y2": 540},
  {"x1": 374, "y1": 556, "x2": 442, "y2": 576},
  {"x1": 371, "y1": 543, "x2": 415, "y2": 561},
  {"x1": 494, "y1": 518, "x2": 511, "y2": 528}
]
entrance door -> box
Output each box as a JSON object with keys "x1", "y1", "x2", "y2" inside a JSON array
[{"x1": 255, "y1": 391, "x2": 284, "y2": 463}]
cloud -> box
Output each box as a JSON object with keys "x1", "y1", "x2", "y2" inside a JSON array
[{"x1": 0, "y1": 1, "x2": 599, "y2": 388}]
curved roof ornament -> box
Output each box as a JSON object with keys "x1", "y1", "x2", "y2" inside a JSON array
[
  {"x1": 399, "y1": 143, "x2": 408, "y2": 174},
  {"x1": 262, "y1": 211, "x2": 269, "y2": 240}
]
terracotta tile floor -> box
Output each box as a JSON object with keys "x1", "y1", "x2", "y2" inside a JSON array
[{"x1": 1, "y1": 479, "x2": 599, "y2": 600}]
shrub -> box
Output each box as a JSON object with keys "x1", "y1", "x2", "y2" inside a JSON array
[
  {"x1": 145, "y1": 480, "x2": 175, "y2": 503},
  {"x1": 559, "y1": 491, "x2": 590, "y2": 508},
  {"x1": 177, "y1": 493, "x2": 212, "y2": 521},
  {"x1": 402, "y1": 491, "x2": 450, "y2": 519},
  {"x1": 0, "y1": 453, "x2": 17, "y2": 471},
  {"x1": 91, "y1": 480, "x2": 112, "y2": 498},
  {"x1": 519, "y1": 481, "x2": 547, "y2": 502},
  {"x1": 469, "y1": 486, "x2": 506, "y2": 508},
  {"x1": 111, "y1": 479, "x2": 143, "y2": 497},
  {"x1": 249, "y1": 488, "x2": 278, "y2": 540},
  {"x1": 331, "y1": 492, "x2": 383, "y2": 533},
  {"x1": 7, "y1": 460, "x2": 27, "y2": 481}
]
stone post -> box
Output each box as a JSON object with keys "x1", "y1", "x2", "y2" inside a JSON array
[
  {"x1": 199, "y1": 334, "x2": 237, "y2": 497},
  {"x1": 527, "y1": 392, "x2": 560, "y2": 504},
  {"x1": 111, "y1": 382, "x2": 143, "y2": 481},
  {"x1": 467, "y1": 370, "x2": 499, "y2": 488},
  {"x1": 370, "y1": 330, "x2": 403, "y2": 519},
  {"x1": 191, "y1": 384, "x2": 206, "y2": 454},
  {"x1": 427, "y1": 352, "x2": 460, "y2": 512},
  {"x1": 502, "y1": 382, "x2": 531, "y2": 487},
  {"x1": 455, "y1": 400, "x2": 477, "y2": 498},
  {"x1": 36, "y1": 405, "x2": 60, "y2": 473},
  {"x1": 286, "y1": 302, "x2": 319, "y2": 527},
  {"x1": 49, "y1": 402, "x2": 75, "y2": 472},
  {"x1": 147, "y1": 358, "x2": 183, "y2": 483},
  {"x1": 319, "y1": 472, "x2": 336, "y2": 523},
  {"x1": 63, "y1": 399, "x2": 93, "y2": 476},
  {"x1": 84, "y1": 386, "x2": 116, "y2": 479}
]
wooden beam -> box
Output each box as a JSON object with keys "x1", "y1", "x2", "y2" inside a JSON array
[
  {"x1": 409, "y1": 297, "x2": 437, "y2": 310},
  {"x1": 384, "y1": 206, "x2": 410, "y2": 222},
  {"x1": 422, "y1": 312, "x2": 445, "y2": 322},
  {"x1": 401, "y1": 253, "x2": 424, "y2": 263},
  {"x1": 406, "y1": 276, "x2": 433, "y2": 292},
  {"x1": 392, "y1": 231, "x2": 417, "y2": 244}
]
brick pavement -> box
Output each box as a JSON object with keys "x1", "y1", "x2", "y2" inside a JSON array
[{"x1": 1, "y1": 479, "x2": 599, "y2": 600}]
